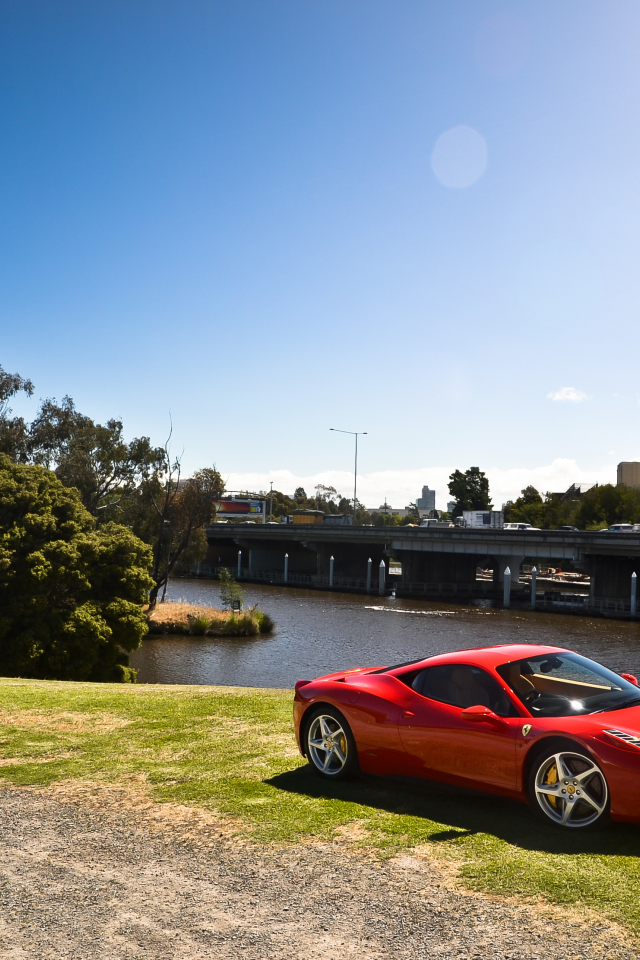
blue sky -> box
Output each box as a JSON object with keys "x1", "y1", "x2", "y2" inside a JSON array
[{"x1": 2, "y1": 1, "x2": 639, "y2": 508}]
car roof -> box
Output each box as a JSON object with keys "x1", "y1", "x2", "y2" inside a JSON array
[{"x1": 387, "y1": 643, "x2": 568, "y2": 673}]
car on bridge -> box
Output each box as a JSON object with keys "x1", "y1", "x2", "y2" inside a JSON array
[
  {"x1": 294, "y1": 644, "x2": 640, "y2": 829},
  {"x1": 600, "y1": 524, "x2": 637, "y2": 533},
  {"x1": 504, "y1": 522, "x2": 541, "y2": 531}
]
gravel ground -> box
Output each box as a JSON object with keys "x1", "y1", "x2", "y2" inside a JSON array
[{"x1": 0, "y1": 785, "x2": 635, "y2": 960}]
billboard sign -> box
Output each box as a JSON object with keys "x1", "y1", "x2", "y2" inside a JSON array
[{"x1": 214, "y1": 499, "x2": 264, "y2": 516}]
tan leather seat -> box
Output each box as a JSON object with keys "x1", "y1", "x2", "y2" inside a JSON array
[
  {"x1": 445, "y1": 666, "x2": 492, "y2": 708},
  {"x1": 505, "y1": 664, "x2": 536, "y2": 698}
]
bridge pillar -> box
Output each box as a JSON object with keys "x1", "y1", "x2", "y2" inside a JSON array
[
  {"x1": 583, "y1": 555, "x2": 640, "y2": 600},
  {"x1": 494, "y1": 556, "x2": 525, "y2": 585}
]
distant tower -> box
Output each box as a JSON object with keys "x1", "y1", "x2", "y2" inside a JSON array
[{"x1": 416, "y1": 485, "x2": 436, "y2": 512}]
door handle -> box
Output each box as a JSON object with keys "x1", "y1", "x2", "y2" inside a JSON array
[{"x1": 402, "y1": 710, "x2": 415, "y2": 718}]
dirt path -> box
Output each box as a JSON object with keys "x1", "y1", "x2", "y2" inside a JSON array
[{"x1": 0, "y1": 786, "x2": 634, "y2": 960}]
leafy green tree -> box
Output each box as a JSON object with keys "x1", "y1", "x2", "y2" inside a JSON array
[
  {"x1": 0, "y1": 455, "x2": 152, "y2": 682},
  {"x1": 266, "y1": 487, "x2": 357, "y2": 518},
  {"x1": 371, "y1": 511, "x2": 402, "y2": 526},
  {"x1": 314, "y1": 484, "x2": 341, "y2": 514},
  {"x1": 400, "y1": 512, "x2": 419, "y2": 525},
  {"x1": 142, "y1": 461, "x2": 225, "y2": 607},
  {"x1": 218, "y1": 567, "x2": 246, "y2": 610},
  {"x1": 503, "y1": 486, "x2": 544, "y2": 526},
  {"x1": 0, "y1": 379, "x2": 168, "y2": 518},
  {"x1": 0, "y1": 363, "x2": 34, "y2": 461},
  {"x1": 354, "y1": 503, "x2": 371, "y2": 524},
  {"x1": 25, "y1": 397, "x2": 167, "y2": 516},
  {"x1": 172, "y1": 526, "x2": 208, "y2": 577},
  {"x1": 448, "y1": 467, "x2": 492, "y2": 517},
  {"x1": 575, "y1": 484, "x2": 640, "y2": 529},
  {"x1": 403, "y1": 501, "x2": 420, "y2": 522}
]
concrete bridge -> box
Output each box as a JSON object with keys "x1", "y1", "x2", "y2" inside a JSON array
[{"x1": 204, "y1": 524, "x2": 640, "y2": 607}]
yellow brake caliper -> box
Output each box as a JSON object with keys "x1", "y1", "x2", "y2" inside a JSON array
[{"x1": 545, "y1": 761, "x2": 559, "y2": 808}]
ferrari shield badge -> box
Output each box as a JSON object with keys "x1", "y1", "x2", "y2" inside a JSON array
[{"x1": 522, "y1": 724, "x2": 532, "y2": 738}]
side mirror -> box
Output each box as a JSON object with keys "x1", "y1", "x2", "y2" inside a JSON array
[
  {"x1": 461, "y1": 704, "x2": 507, "y2": 725},
  {"x1": 621, "y1": 673, "x2": 639, "y2": 686}
]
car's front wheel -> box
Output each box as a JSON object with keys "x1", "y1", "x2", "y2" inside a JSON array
[
  {"x1": 305, "y1": 707, "x2": 358, "y2": 780},
  {"x1": 529, "y1": 748, "x2": 609, "y2": 829}
]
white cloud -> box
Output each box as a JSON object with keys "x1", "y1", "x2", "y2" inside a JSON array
[
  {"x1": 225, "y1": 459, "x2": 616, "y2": 513},
  {"x1": 547, "y1": 386, "x2": 588, "y2": 402}
]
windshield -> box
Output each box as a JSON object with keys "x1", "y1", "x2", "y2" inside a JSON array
[{"x1": 496, "y1": 652, "x2": 640, "y2": 717}]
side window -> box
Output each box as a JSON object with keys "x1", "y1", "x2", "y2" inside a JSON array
[
  {"x1": 410, "y1": 669, "x2": 430, "y2": 695},
  {"x1": 421, "y1": 664, "x2": 518, "y2": 717}
]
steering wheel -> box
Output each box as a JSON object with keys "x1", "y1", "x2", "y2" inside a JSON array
[{"x1": 523, "y1": 689, "x2": 541, "y2": 704}]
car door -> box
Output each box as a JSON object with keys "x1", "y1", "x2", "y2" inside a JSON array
[
  {"x1": 397, "y1": 663, "x2": 522, "y2": 791},
  {"x1": 343, "y1": 674, "x2": 414, "y2": 776}
]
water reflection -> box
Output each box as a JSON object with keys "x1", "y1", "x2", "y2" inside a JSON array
[{"x1": 131, "y1": 579, "x2": 640, "y2": 688}]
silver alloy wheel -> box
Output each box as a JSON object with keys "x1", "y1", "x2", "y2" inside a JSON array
[
  {"x1": 307, "y1": 714, "x2": 349, "y2": 776},
  {"x1": 534, "y1": 751, "x2": 608, "y2": 828}
]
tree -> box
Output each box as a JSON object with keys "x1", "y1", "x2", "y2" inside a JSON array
[
  {"x1": 218, "y1": 567, "x2": 246, "y2": 610},
  {"x1": 294, "y1": 487, "x2": 307, "y2": 499},
  {"x1": 172, "y1": 526, "x2": 208, "y2": 577},
  {"x1": 314, "y1": 484, "x2": 341, "y2": 514},
  {"x1": 25, "y1": 397, "x2": 167, "y2": 516},
  {"x1": 0, "y1": 383, "x2": 168, "y2": 518},
  {"x1": 0, "y1": 365, "x2": 34, "y2": 418},
  {"x1": 371, "y1": 511, "x2": 402, "y2": 527},
  {"x1": 448, "y1": 467, "x2": 492, "y2": 517},
  {"x1": 0, "y1": 455, "x2": 152, "y2": 682},
  {"x1": 0, "y1": 363, "x2": 34, "y2": 461},
  {"x1": 0, "y1": 366, "x2": 223, "y2": 596},
  {"x1": 520, "y1": 485, "x2": 543, "y2": 505},
  {"x1": 142, "y1": 455, "x2": 225, "y2": 607},
  {"x1": 503, "y1": 486, "x2": 544, "y2": 527},
  {"x1": 404, "y1": 501, "x2": 420, "y2": 522},
  {"x1": 575, "y1": 484, "x2": 640, "y2": 530}
]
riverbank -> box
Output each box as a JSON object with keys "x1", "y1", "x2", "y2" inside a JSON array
[
  {"x1": 1, "y1": 677, "x2": 640, "y2": 941},
  {"x1": 146, "y1": 601, "x2": 274, "y2": 637}
]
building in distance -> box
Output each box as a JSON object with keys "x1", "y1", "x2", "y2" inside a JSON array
[
  {"x1": 416, "y1": 485, "x2": 435, "y2": 516},
  {"x1": 618, "y1": 462, "x2": 640, "y2": 489}
]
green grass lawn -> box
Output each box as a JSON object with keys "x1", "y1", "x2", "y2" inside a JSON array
[{"x1": 1, "y1": 677, "x2": 640, "y2": 934}]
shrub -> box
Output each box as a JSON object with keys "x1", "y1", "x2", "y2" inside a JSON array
[
  {"x1": 255, "y1": 611, "x2": 275, "y2": 634},
  {"x1": 0, "y1": 455, "x2": 152, "y2": 682},
  {"x1": 188, "y1": 615, "x2": 209, "y2": 636},
  {"x1": 220, "y1": 613, "x2": 259, "y2": 637}
]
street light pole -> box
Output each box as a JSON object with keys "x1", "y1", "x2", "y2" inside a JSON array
[
  {"x1": 330, "y1": 428, "x2": 367, "y2": 523},
  {"x1": 269, "y1": 481, "x2": 273, "y2": 521}
]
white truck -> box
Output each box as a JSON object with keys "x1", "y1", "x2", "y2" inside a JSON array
[{"x1": 462, "y1": 510, "x2": 504, "y2": 529}]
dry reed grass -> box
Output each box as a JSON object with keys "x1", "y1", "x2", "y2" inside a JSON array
[
  {"x1": 147, "y1": 602, "x2": 233, "y2": 625},
  {"x1": 145, "y1": 601, "x2": 273, "y2": 637}
]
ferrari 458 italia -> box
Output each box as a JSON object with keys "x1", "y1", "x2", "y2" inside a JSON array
[{"x1": 293, "y1": 644, "x2": 640, "y2": 829}]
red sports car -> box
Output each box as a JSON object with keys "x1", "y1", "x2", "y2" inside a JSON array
[{"x1": 293, "y1": 644, "x2": 640, "y2": 829}]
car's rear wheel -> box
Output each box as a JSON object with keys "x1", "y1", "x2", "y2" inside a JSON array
[
  {"x1": 529, "y1": 748, "x2": 609, "y2": 829},
  {"x1": 305, "y1": 707, "x2": 358, "y2": 780}
]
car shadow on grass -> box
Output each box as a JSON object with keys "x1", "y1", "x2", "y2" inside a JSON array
[{"x1": 266, "y1": 766, "x2": 640, "y2": 857}]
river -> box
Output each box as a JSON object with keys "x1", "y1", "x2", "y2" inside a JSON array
[{"x1": 130, "y1": 578, "x2": 640, "y2": 688}]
